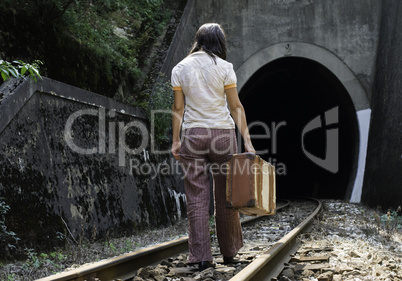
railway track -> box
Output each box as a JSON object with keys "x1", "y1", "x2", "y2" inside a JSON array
[{"x1": 37, "y1": 199, "x2": 321, "y2": 281}]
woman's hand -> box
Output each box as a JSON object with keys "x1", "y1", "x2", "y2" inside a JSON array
[
  {"x1": 244, "y1": 141, "x2": 256, "y2": 154},
  {"x1": 172, "y1": 141, "x2": 181, "y2": 161}
]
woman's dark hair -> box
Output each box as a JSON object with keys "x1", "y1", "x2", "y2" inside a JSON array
[{"x1": 189, "y1": 23, "x2": 227, "y2": 63}]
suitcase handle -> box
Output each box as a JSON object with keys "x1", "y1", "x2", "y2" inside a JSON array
[{"x1": 230, "y1": 152, "x2": 256, "y2": 160}]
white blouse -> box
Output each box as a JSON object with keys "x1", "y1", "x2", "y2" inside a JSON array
[{"x1": 171, "y1": 51, "x2": 237, "y2": 130}]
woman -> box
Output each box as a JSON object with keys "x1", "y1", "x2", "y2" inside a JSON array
[{"x1": 171, "y1": 23, "x2": 255, "y2": 271}]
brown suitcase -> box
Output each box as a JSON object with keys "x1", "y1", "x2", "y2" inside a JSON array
[{"x1": 225, "y1": 153, "x2": 276, "y2": 216}]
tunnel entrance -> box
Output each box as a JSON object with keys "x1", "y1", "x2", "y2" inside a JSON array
[{"x1": 240, "y1": 57, "x2": 359, "y2": 199}]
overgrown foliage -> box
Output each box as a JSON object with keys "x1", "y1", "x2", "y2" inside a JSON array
[
  {"x1": 64, "y1": 0, "x2": 173, "y2": 79},
  {"x1": 0, "y1": 0, "x2": 180, "y2": 97},
  {"x1": 147, "y1": 76, "x2": 174, "y2": 145},
  {"x1": 126, "y1": 74, "x2": 174, "y2": 146}
]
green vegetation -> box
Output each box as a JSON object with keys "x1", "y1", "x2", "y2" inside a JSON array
[
  {"x1": 0, "y1": 233, "x2": 154, "y2": 280},
  {"x1": 24, "y1": 248, "x2": 67, "y2": 271},
  {"x1": 0, "y1": 0, "x2": 182, "y2": 98},
  {"x1": 63, "y1": 0, "x2": 173, "y2": 82},
  {"x1": 103, "y1": 238, "x2": 140, "y2": 255},
  {"x1": 374, "y1": 206, "x2": 402, "y2": 238},
  {"x1": 0, "y1": 60, "x2": 43, "y2": 82},
  {"x1": 0, "y1": 0, "x2": 184, "y2": 145},
  {"x1": 128, "y1": 74, "x2": 174, "y2": 145}
]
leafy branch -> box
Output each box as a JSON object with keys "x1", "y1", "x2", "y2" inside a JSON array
[{"x1": 0, "y1": 60, "x2": 43, "y2": 82}]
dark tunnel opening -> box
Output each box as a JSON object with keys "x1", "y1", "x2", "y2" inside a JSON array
[{"x1": 239, "y1": 57, "x2": 359, "y2": 200}]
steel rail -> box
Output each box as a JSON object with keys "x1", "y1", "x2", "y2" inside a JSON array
[
  {"x1": 37, "y1": 236, "x2": 189, "y2": 281},
  {"x1": 230, "y1": 198, "x2": 322, "y2": 281},
  {"x1": 37, "y1": 200, "x2": 290, "y2": 281}
]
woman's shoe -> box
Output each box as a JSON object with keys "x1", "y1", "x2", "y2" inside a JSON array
[
  {"x1": 198, "y1": 261, "x2": 215, "y2": 271},
  {"x1": 223, "y1": 256, "x2": 240, "y2": 264}
]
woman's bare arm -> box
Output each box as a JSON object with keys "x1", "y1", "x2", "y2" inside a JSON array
[
  {"x1": 171, "y1": 89, "x2": 185, "y2": 160},
  {"x1": 226, "y1": 87, "x2": 255, "y2": 153}
]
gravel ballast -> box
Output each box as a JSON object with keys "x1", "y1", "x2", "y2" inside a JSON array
[{"x1": 1, "y1": 200, "x2": 401, "y2": 280}]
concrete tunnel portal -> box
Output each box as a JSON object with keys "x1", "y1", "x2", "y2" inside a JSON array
[{"x1": 239, "y1": 56, "x2": 360, "y2": 200}]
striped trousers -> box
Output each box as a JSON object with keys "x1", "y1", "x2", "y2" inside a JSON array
[{"x1": 179, "y1": 127, "x2": 243, "y2": 263}]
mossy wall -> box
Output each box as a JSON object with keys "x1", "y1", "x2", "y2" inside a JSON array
[{"x1": 0, "y1": 78, "x2": 185, "y2": 257}]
